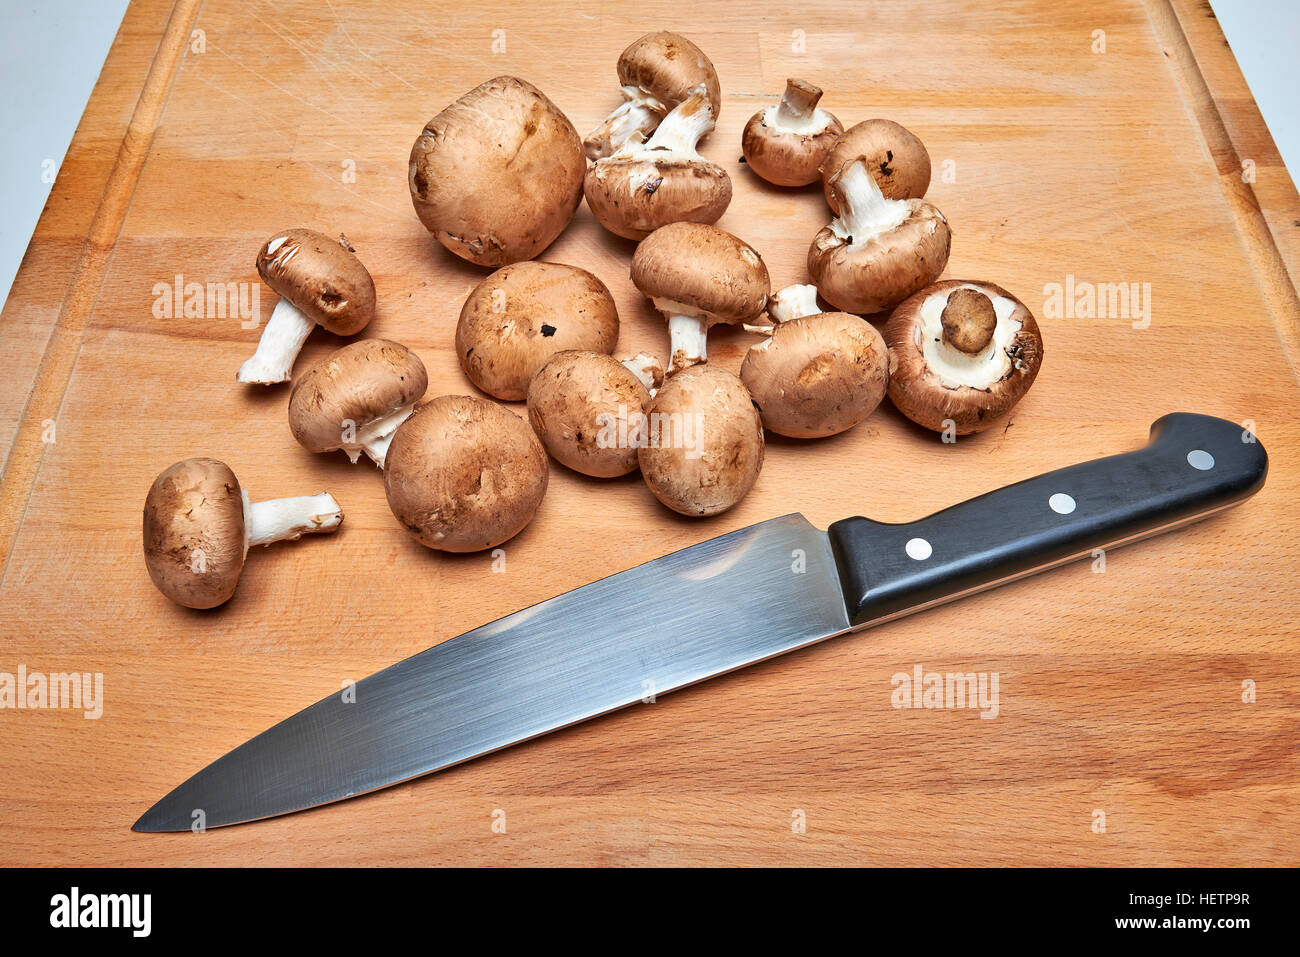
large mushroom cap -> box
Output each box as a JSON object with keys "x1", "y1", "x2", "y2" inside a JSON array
[
  {"x1": 384, "y1": 395, "x2": 549, "y2": 552},
  {"x1": 821, "y1": 119, "x2": 932, "y2": 209},
  {"x1": 884, "y1": 279, "x2": 1044, "y2": 434},
  {"x1": 638, "y1": 365, "x2": 764, "y2": 516},
  {"x1": 742, "y1": 79, "x2": 844, "y2": 188},
  {"x1": 289, "y1": 339, "x2": 428, "y2": 455},
  {"x1": 618, "y1": 32, "x2": 722, "y2": 119},
  {"x1": 457, "y1": 261, "x2": 620, "y2": 401},
  {"x1": 527, "y1": 351, "x2": 651, "y2": 478},
  {"x1": 630, "y1": 222, "x2": 770, "y2": 326},
  {"x1": 142, "y1": 458, "x2": 247, "y2": 609},
  {"x1": 409, "y1": 76, "x2": 585, "y2": 266},
  {"x1": 256, "y1": 229, "x2": 376, "y2": 336}
]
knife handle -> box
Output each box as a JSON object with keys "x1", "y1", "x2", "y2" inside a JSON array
[{"x1": 827, "y1": 413, "x2": 1267, "y2": 628}]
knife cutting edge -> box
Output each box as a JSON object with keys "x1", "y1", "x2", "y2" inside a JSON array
[{"x1": 133, "y1": 412, "x2": 1267, "y2": 831}]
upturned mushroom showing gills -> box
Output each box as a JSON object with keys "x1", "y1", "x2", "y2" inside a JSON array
[
  {"x1": 583, "y1": 31, "x2": 722, "y2": 160},
  {"x1": 457, "y1": 261, "x2": 619, "y2": 401},
  {"x1": 741, "y1": 79, "x2": 844, "y2": 187},
  {"x1": 288, "y1": 339, "x2": 428, "y2": 468},
  {"x1": 237, "y1": 229, "x2": 377, "y2": 385},
  {"x1": 638, "y1": 365, "x2": 764, "y2": 517},
  {"x1": 630, "y1": 222, "x2": 770, "y2": 374},
  {"x1": 884, "y1": 280, "x2": 1044, "y2": 434},
  {"x1": 143, "y1": 458, "x2": 343, "y2": 609},
  {"x1": 383, "y1": 395, "x2": 548, "y2": 552},
  {"x1": 527, "y1": 350, "x2": 655, "y2": 478},
  {"x1": 821, "y1": 118, "x2": 932, "y2": 210},
  {"x1": 740, "y1": 284, "x2": 888, "y2": 438},
  {"x1": 808, "y1": 158, "x2": 951, "y2": 315},
  {"x1": 409, "y1": 76, "x2": 585, "y2": 267},
  {"x1": 583, "y1": 89, "x2": 732, "y2": 241}
]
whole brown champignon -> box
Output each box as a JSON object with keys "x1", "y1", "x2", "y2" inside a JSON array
[
  {"x1": 237, "y1": 229, "x2": 377, "y2": 385},
  {"x1": 630, "y1": 222, "x2": 770, "y2": 374},
  {"x1": 584, "y1": 90, "x2": 732, "y2": 241},
  {"x1": 142, "y1": 457, "x2": 343, "y2": 609},
  {"x1": 383, "y1": 395, "x2": 548, "y2": 552},
  {"x1": 457, "y1": 261, "x2": 620, "y2": 401},
  {"x1": 288, "y1": 339, "x2": 428, "y2": 468},
  {"x1": 808, "y1": 158, "x2": 951, "y2": 315},
  {"x1": 821, "y1": 118, "x2": 932, "y2": 210},
  {"x1": 884, "y1": 280, "x2": 1044, "y2": 435},
  {"x1": 583, "y1": 31, "x2": 722, "y2": 160},
  {"x1": 526, "y1": 351, "x2": 656, "y2": 478},
  {"x1": 741, "y1": 284, "x2": 888, "y2": 438},
  {"x1": 741, "y1": 79, "x2": 844, "y2": 187},
  {"x1": 409, "y1": 76, "x2": 585, "y2": 267},
  {"x1": 638, "y1": 365, "x2": 764, "y2": 517}
]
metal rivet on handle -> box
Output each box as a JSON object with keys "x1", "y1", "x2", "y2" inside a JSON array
[
  {"x1": 905, "y1": 537, "x2": 932, "y2": 561},
  {"x1": 1187, "y1": 449, "x2": 1215, "y2": 471},
  {"x1": 1049, "y1": 493, "x2": 1077, "y2": 515}
]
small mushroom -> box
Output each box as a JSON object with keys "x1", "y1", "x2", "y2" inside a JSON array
[
  {"x1": 821, "y1": 118, "x2": 932, "y2": 210},
  {"x1": 409, "y1": 76, "x2": 585, "y2": 266},
  {"x1": 527, "y1": 351, "x2": 658, "y2": 478},
  {"x1": 638, "y1": 365, "x2": 764, "y2": 517},
  {"x1": 457, "y1": 261, "x2": 619, "y2": 401},
  {"x1": 884, "y1": 280, "x2": 1045, "y2": 434},
  {"x1": 741, "y1": 79, "x2": 844, "y2": 187},
  {"x1": 583, "y1": 31, "x2": 722, "y2": 159},
  {"x1": 384, "y1": 395, "x2": 548, "y2": 552},
  {"x1": 808, "y1": 158, "x2": 951, "y2": 315},
  {"x1": 143, "y1": 457, "x2": 343, "y2": 609},
  {"x1": 237, "y1": 230, "x2": 377, "y2": 385},
  {"x1": 584, "y1": 90, "x2": 732, "y2": 241},
  {"x1": 288, "y1": 339, "x2": 428, "y2": 468},
  {"x1": 630, "y1": 222, "x2": 770, "y2": 374},
  {"x1": 740, "y1": 284, "x2": 888, "y2": 438}
]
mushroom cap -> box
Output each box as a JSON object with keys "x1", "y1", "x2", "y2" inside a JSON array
[
  {"x1": 630, "y1": 223, "x2": 770, "y2": 325},
  {"x1": 527, "y1": 351, "x2": 651, "y2": 478},
  {"x1": 457, "y1": 261, "x2": 620, "y2": 401},
  {"x1": 617, "y1": 32, "x2": 722, "y2": 118},
  {"x1": 256, "y1": 229, "x2": 376, "y2": 336},
  {"x1": 289, "y1": 339, "x2": 428, "y2": 454},
  {"x1": 884, "y1": 280, "x2": 1044, "y2": 434},
  {"x1": 142, "y1": 458, "x2": 247, "y2": 609},
  {"x1": 821, "y1": 119, "x2": 932, "y2": 209},
  {"x1": 584, "y1": 150, "x2": 732, "y2": 241},
  {"x1": 638, "y1": 365, "x2": 765, "y2": 516},
  {"x1": 383, "y1": 395, "x2": 549, "y2": 552},
  {"x1": 741, "y1": 312, "x2": 888, "y2": 438},
  {"x1": 409, "y1": 76, "x2": 585, "y2": 266}
]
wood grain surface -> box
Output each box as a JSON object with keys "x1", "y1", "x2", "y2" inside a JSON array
[{"x1": 1, "y1": 0, "x2": 1297, "y2": 866}]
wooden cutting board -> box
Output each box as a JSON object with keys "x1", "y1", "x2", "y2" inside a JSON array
[{"x1": 1, "y1": 0, "x2": 1297, "y2": 866}]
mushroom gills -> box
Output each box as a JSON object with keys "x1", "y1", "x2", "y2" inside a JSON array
[
  {"x1": 236, "y1": 298, "x2": 316, "y2": 385},
  {"x1": 243, "y1": 491, "x2": 343, "y2": 549},
  {"x1": 916, "y1": 286, "x2": 1024, "y2": 390}
]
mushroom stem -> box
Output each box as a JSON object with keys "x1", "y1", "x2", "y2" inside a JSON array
[
  {"x1": 665, "y1": 313, "x2": 709, "y2": 374},
  {"x1": 830, "y1": 159, "x2": 911, "y2": 246},
  {"x1": 774, "y1": 79, "x2": 824, "y2": 126},
  {"x1": 244, "y1": 493, "x2": 343, "y2": 549},
  {"x1": 768, "y1": 284, "x2": 822, "y2": 323},
  {"x1": 236, "y1": 298, "x2": 315, "y2": 385},
  {"x1": 584, "y1": 86, "x2": 668, "y2": 160},
  {"x1": 641, "y1": 89, "x2": 714, "y2": 155},
  {"x1": 351, "y1": 402, "x2": 418, "y2": 468},
  {"x1": 940, "y1": 288, "x2": 998, "y2": 355},
  {"x1": 620, "y1": 353, "x2": 665, "y2": 395}
]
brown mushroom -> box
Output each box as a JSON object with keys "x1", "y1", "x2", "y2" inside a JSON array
[
  {"x1": 584, "y1": 89, "x2": 732, "y2": 241},
  {"x1": 583, "y1": 31, "x2": 722, "y2": 159},
  {"x1": 740, "y1": 284, "x2": 888, "y2": 438},
  {"x1": 143, "y1": 457, "x2": 343, "y2": 609},
  {"x1": 808, "y1": 158, "x2": 951, "y2": 315},
  {"x1": 288, "y1": 339, "x2": 428, "y2": 468},
  {"x1": 383, "y1": 395, "x2": 548, "y2": 552},
  {"x1": 237, "y1": 230, "x2": 377, "y2": 385},
  {"x1": 409, "y1": 76, "x2": 584, "y2": 267},
  {"x1": 741, "y1": 79, "x2": 844, "y2": 187},
  {"x1": 630, "y1": 222, "x2": 770, "y2": 374},
  {"x1": 821, "y1": 118, "x2": 932, "y2": 210},
  {"x1": 457, "y1": 261, "x2": 620, "y2": 401},
  {"x1": 638, "y1": 365, "x2": 764, "y2": 516},
  {"x1": 884, "y1": 280, "x2": 1044, "y2": 434}
]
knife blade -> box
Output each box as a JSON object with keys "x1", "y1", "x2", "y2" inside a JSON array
[{"x1": 134, "y1": 413, "x2": 1267, "y2": 831}]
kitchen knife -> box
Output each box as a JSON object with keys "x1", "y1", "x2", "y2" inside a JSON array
[{"x1": 133, "y1": 413, "x2": 1267, "y2": 831}]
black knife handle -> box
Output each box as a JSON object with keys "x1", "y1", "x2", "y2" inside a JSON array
[{"x1": 827, "y1": 413, "x2": 1267, "y2": 628}]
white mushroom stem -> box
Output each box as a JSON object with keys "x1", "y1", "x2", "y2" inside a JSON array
[
  {"x1": 830, "y1": 160, "x2": 911, "y2": 246},
  {"x1": 639, "y1": 89, "x2": 714, "y2": 156},
  {"x1": 350, "y1": 403, "x2": 418, "y2": 469},
  {"x1": 585, "y1": 85, "x2": 669, "y2": 159},
  {"x1": 768, "y1": 284, "x2": 822, "y2": 323},
  {"x1": 768, "y1": 79, "x2": 832, "y2": 135},
  {"x1": 621, "y1": 353, "x2": 665, "y2": 396},
  {"x1": 653, "y1": 302, "x2": 711, "y2": 375},
  {"x1": 236, "y1": 298, "x2": 315, "y2": 385},
  {"x1": 242, "y1": 492, "x2": 342, "y2": 550}
]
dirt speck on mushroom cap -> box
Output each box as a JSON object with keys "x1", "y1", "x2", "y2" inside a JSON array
[{"x1": 821, "y1": 118, "x2": 932, "y2": 208}]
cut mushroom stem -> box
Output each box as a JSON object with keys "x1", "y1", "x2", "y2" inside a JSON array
[
  {"x1": 245, "y1": 493, "x2": 343, "y2": 548},
  {"x1": 586, "y1": 86, "x2": 668, "y2": 160},
  {"x1": 832, "y1": 159, "x2": 912, "y2": 244},
  {"x1": 768, "y1": 284, "x2": 821, "y2": 324},
  {"x1": 774, "y1": 79, "x2": 825, "y2": 130},
  {"x1": 352, "y1": 404, "x2": 417, "y2": 468},
  {"x1": 940, "y1": 287, "x2": 998, "y2": 354},
  {"x1": 663, "y1": 308, "x2": 711, "y2": 374},
  {"x1": 236, "y1": 298, "x2": 315, "y2": 385}
]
